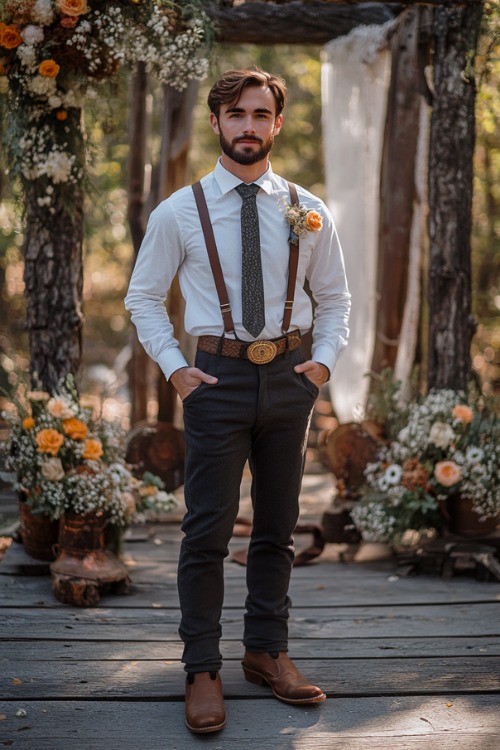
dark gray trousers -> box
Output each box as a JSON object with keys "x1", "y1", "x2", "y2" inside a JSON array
[{"x1": 178, "y1": 346, "x2": 318, "y2": 673}]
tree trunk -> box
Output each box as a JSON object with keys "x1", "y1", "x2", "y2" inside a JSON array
[
  {"x1": 370, "y1": 7, "x2": 424, "y2": 374},
  {"x1": 427, "y1": 2, "x2": 482, "y2": 391},
  {"x1": 23, "y1": 110, "x2": 84, "y2": 393}
]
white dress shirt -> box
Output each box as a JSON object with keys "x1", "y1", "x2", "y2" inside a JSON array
[{"x1": 125, "y1": 160, "x2": 351, "y2": 380}]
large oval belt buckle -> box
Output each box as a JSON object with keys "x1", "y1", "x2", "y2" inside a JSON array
[{"x1": 247, "y1": 340, "x2": 277, "y2": 364}]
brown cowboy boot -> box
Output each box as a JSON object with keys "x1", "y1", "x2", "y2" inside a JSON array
[
  {"x1": 185, "y1": 671, "x2": 226, "y2": 734},
  {"x1": 242, "y1": 651, "x2": 326, "y2": 705}
]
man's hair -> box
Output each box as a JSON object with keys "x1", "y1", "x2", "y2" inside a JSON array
[{"x1": 207, "y1": 67, "x2": 287, "y2": 118}]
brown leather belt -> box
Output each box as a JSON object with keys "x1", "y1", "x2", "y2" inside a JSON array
[{"x1": 197, "y1": 331, "x2": 301, "y2": 364}]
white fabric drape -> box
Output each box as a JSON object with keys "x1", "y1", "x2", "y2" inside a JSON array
[{"x1": 321, "y1": 21, "x2": 396, "y2": 422}]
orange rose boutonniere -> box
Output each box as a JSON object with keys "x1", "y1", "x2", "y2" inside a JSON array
[{"x1": 282, "y1": 199, "x2": 323, "y2": 245}]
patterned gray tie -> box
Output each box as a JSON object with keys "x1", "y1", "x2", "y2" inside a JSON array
[{"x1": 235, "y1": 182, "x2": 265, "y2": 338}]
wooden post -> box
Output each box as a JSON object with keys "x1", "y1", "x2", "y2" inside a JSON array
[
  {"x1": 370, "y1": 7, "x2": 424, "y2": 374},
  {"x1": 155, "y1": 81, "x2": 199, "y2": 424},
  {"x1": 427, "y1": 2, "x2": 483, "y2": 391},
  {"x1": 127, "y1": 63, "x2": 150, "y2": 425}
]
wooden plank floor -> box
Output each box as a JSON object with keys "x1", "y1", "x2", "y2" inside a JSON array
[{"x1": 1, "y1": 473, "x2": 499, "y2": 749}]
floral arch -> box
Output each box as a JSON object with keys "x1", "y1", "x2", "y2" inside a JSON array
[{"x1": 0, "y1": 0, "x2": 212, "y2": 392}]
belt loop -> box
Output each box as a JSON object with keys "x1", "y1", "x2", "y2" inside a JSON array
[{"x1": 216, "y1": 334, "x2": 225, "y2": 357}]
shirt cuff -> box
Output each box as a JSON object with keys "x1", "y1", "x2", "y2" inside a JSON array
[
  {"x1": 312, "y1": 344, "x2": 338, "y2": 379},
  {"x1": 157, "y1": 348, "x2": 189, "y2": 382}
]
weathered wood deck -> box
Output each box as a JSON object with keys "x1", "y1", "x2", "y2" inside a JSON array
[{"x1": 1, "y1": 473, "x2": 499, "y2": 749}]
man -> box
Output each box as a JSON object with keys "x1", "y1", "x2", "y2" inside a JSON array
[{"x1": 125, "y1": 67, "x2": 350, "y2": 734}]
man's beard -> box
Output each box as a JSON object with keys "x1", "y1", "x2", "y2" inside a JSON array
[{"x1": 219, "y1": 129, "x2": 274, "y2": 165}]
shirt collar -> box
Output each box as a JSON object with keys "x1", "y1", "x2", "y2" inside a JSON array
[{"x1": 213, "y1": 158, "x2": 276, "y2": 197}]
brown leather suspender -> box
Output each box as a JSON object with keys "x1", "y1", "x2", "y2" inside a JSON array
[
  {"x1": 192, "y1": 180, "x2": 300, "y2": 335},
  {"x1": 282, "y1": 182, "x2": 299, "y2": 334},
  {"x1": 192, "y1": 180, "x2": 235, "y2": 334}
]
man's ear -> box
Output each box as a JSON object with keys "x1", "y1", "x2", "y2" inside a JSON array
[
  {"x1": 209, "y1": 113, "x2": 220, "y2": 135},
  {"x1": 273, "y1": 114, "x2": 283, "y2": 135}
]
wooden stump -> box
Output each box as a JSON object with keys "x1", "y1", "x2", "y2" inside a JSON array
[{"x1": 125, "y1": 420, "x2": 185, "y2": 492}]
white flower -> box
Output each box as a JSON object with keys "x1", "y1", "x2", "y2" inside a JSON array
[
  {"x1": 44, "y1": 151, "x2": 74, "y2": 183},
  {"x1": 32, "y1": 0, "x2": 55, "y2": 26},
  {"x1": 17, "y1": 45, "x2": 37, "y2": 69},
  {"x1": 384, "y1": 464, "x2": 403, "y2": 485},
  {"x1": 378, "y1": 475, "x2": 390, "y2": 492},
  {"x1": 466, "y1": 446, "x2": 484, "y2": 464},
  {"x1": 21, "y1": 25, "x2": 45, "y2": 46},
  {"x1": 397, "y1": 427, "x2": 409, "y2": 443},
  {"x1": 48, "y1": 95, "x2": 63, "y2": 109},
  {"x1": 40, "y1": 458, "x2": 65, "y2": 482},
  {"x1": 429, "y1": 421, "x2": 455, "y2": 449},
  {"x1": 29, "y1": 75, "x2": 57, "y2": 97},
  {"x1": 47, "y1": 395, "x2": 76, "y2": 419}
]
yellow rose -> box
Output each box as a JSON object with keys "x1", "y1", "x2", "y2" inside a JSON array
[
  {"x1": 1, "y1": 25, "x2": 22, "y2": 49},
  {"x1": 452, "y1": 404, "x2": 473, "y2": 423},
  {"x1": 36, "y1": 428, "x2": 65, "y2": 456},
  {"x1": 39, "y1": 60, "x2": 60, "y2": 78},
  {"x1": 82, "y1": 438, "x2": 104, "y2": 461},
  {"x1": 305, "y1": 210, "x2": 323, "y2": 232},
  {"x1": 56, "y1": 0, "x2": 89, "y2": 17},
  {"x1": 62, "y1": 417, "x2": 88, "y2": 440},
  {"x1": 22, "y1": 417, "x2": 35, "y2": 430},
  {"x1": 434, "y1": 460, "x2": 462, "y2": 488}
]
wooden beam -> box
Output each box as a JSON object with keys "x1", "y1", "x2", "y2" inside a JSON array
[
  {"x1": 207, "y1": 2, "x2": 401, "y2": 44},
  {"x1": 234, "y1": 1, "x2": 482, "y2": 6}
]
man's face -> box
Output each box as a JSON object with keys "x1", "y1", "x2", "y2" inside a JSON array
[{"x1": 210, "y1": 85, "x2": 282, "y2": 167}]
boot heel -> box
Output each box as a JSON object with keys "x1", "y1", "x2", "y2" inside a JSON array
[{"x1": 242, "y1": 665, "x2": 267, "y2": 686}]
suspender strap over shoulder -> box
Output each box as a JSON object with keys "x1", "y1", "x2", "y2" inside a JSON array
[
  {"x1": 282, "y1": 181, "x2": 299, "y2": 334},
  {"x1": 192, "y1": 180, "x2": 300, "y2": 336},
  {"x1": 192, "y1": 180, "x2": 236, "y2": 334}
]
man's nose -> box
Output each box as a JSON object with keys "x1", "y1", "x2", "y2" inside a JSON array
[{"x1": 242, "y1": 117, "x2": 256, "y2": 133}]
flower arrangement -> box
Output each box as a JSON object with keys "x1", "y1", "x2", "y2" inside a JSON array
[
  {"x1": 281, "y1": 198, "x2": 323, "y2": 245},
  {"x1": 0, "y1": 375, "x2": 177, "y2": 527},
  {"x1": 351, "y1": 387, "x2": 500, "y2": 544},
  {"x1": 0, "y1": 0, "x2": 211, "y2": 209}
]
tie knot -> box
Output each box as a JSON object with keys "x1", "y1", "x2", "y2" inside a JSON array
[{"x1": 235, "y1": 183, "x2": 260, "y2": 200}]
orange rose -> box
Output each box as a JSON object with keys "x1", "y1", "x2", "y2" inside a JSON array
[
  {"x1": 22, "y1": 417, "x2": 35, "y2": 430},
  {"x1": 434, "y1": 460, "x2": 462, "y2": 488},
  {"x1": 452, "y1": 404, "x2": 473, "y2": 423},
  {"x1": 56, "y1": 110, "x2": 68, "y2": 121},
  {"x1": 39, "y1": 60, "x2": 60, "y2": 78},
  {"x1": 82, "y1": 438, "x2": 104, "y2": 461},
  {"x1": 62, "y1": 417, "x2": 88, "y2": 440},
  {"x1": 305, "y1": 210, "x2": 323, "y2": 232},
  {"x1": 56, "y1": 0, "x2": 89, "y2": 17},
  {"x1": 36, "y1": 428, "x2": 65, "y2": 456},
  {"x1": 1, "y1": 25, "x2": 22, "y2": 49}
]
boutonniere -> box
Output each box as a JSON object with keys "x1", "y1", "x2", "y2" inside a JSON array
[{"x1": 281, "y1": 199, "x2": 323, "y2": 245}]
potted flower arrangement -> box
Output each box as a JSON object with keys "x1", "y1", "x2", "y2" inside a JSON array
[
  {"x1": 352, "y1": 387, "x2": 500, "y2": 545},
  {"x1": 1, "y1": 375, "x2": 177, "y2": 560}
]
